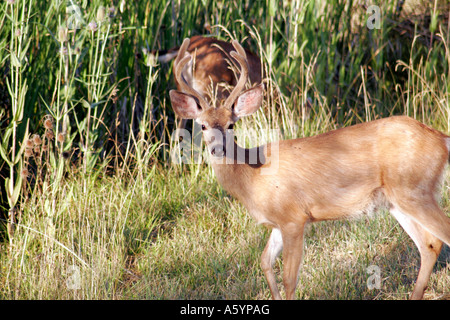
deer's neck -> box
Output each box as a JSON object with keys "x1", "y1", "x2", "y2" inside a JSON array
[{"x1": 209, "y1": 140, "x2": 266, "y2": 204}]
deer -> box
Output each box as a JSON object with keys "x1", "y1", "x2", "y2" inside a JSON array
[
  {"x1": 169, "y1": 37, "x2": 450, "y2": 300},
  {"x1": 159, "y1": 35, "x2": 262, "y2": 130}
]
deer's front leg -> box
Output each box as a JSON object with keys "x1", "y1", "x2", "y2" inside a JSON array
[
  {"x1": 281, "y1": 222, "x2": 306, "y2": 300},
  {"x1": 261, "y1": 228, "x2": 283, "y2": 300}
]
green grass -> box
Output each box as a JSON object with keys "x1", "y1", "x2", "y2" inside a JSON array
[
  {"x1": 1, "y1": 0, "x2": 449, "y2": 299},
  {"x1": 2, "y1": 167, "x2": 448, "y2": 299}
]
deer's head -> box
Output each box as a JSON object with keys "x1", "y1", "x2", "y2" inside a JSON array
[{"x1": 169, "y1": 38, "x2": 264, "y2": 158}]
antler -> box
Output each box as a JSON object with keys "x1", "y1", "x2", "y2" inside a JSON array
[
  {"x1": 223, "y1": 40, "x2": 249, "y2": 110},
  {"x1": 174, "y1": 38, "x2": 210, "y2": 111}
]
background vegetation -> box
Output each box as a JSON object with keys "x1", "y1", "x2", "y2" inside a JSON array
[{"x1": 0, "y1": 0, "x2": 449, "y2": 299}]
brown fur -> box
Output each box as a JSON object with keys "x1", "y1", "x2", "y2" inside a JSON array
[
  {"x1": 169, "y1": 38, "x2": 450, "y2": 300},
  {"x1": 183, "y1": 36, "x2": 262, "y2": 101},
  {"x1": 166, "y1": 36, "x2": 262, "y2": 130},
  {"x1": 161, "y1": 36, "x2": 262, "y2": 105},
  {"x1": 211, "y1": 116, "x2": 450, "y2": 300}
]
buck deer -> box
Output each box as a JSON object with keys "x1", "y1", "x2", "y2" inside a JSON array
[
  {"x1": 169, "y1": 38, "x2": 450, "y2": 300},
  {"x1": 159, "y1": 35, "x2": 262, "y2": 130}
]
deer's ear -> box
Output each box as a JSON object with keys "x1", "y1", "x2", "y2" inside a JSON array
[
  {"x1": 169, "y1": 90, "x2": 202, "y2": 119},
  {"x1": 233, "y1": 84, "x2": 264, "y2": 118}
]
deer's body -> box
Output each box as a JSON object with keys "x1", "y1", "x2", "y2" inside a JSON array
[
  {"x1": 169, "y1": 38, "x2": 450, "y2": 300},
  {"x1": 214, "y1": 116, "x2": 449, "y2": 226}
]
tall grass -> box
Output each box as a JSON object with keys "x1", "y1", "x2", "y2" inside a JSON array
[{"x1": 0, "y1": 0, "x2": 449, "y2": 299}]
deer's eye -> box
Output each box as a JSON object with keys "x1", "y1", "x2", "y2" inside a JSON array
[
  {"x1": 228, "y1": 124, "x2": 234, "y2": 130},
  {"x1": 201, "y1": 124, "x2": 206, "y2": 131}
]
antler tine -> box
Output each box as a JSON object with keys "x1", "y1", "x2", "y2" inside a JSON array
[
  {"x1": 224, "y1": 40, "x2": 249, "y2": 110},
  {"x1": 174, "y1": 37, "x2": 191, "y2": 66},
  {"x1": 174, "y1": 38, "x2": 210, "y2": 110}
]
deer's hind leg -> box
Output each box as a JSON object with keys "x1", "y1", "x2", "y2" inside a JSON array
[{"x1": 390, "y1": 206, "x2": 445, "y2": 300}]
